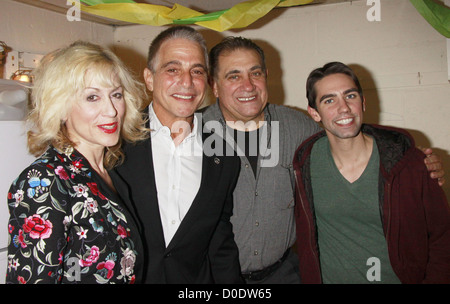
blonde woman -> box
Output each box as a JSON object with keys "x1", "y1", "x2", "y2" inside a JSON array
[{"x1": 6, "y1": 41, "x2": 148, "y2": 284}]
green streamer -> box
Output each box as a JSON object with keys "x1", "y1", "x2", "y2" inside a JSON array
[
  {"x1": 173, "y1": 9, "x2": 228, "y2": 24},
  {"x1": 410, "y1": 0, "x2": 450, "y2": 38}
]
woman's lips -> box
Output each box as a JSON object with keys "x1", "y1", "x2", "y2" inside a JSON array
[{"x1": 98, "y1": 122, "x2": 118, "y2": 134}]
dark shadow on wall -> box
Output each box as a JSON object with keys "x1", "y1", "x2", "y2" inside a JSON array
[
  {"x1": 404, "y1": 129, "x2": 450, "y2": 201},
  {"x1": 113, "y1": 44, "x2": 147, "y2": 82},
  {"x1": 113, "y1": 44, "x2": 151, "y2": 108}
]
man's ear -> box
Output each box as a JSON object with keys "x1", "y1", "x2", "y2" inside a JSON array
[
  {"x1": 211, "y1": 79, "x2": 219, "y2": 98},
  {"x1": 362, "y1": 96, "x2": 366, "y2": 112},
  {"x1": 143, "y1": 67, "x2": 154, "y2": 92},
  {"x1": 307, "y1": 106, "x2": 322, "y2": 123}
]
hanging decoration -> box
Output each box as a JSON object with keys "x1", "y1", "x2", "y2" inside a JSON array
[
  {"x1": 80, "y1": 0, "x2": 449, "y2": 37},
  {"x1": 409, "y1": 0, "x2": 450, "y2": 38},
  {"x1": 79, "y1": 0, "x2": 313, "y2": 32}
]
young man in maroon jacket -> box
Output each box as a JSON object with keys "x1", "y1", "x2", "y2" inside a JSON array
[{"x1": 294, "y1": 61, "x2": 450, "y2": 284}]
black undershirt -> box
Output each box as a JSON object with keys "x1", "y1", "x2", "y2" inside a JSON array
[{"x1": 231, "y1": 128, "x2": 260, "y2": 177}]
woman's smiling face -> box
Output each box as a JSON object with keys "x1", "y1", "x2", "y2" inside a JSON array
[{"x1": 65, "y1": 70, "x2": 125, "y2": 153}]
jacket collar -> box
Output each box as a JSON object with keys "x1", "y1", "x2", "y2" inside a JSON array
[{"x1": 295, "y1": 124, "x2": 415, "y2": 174}]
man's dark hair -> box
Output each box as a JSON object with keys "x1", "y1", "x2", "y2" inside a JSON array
[
  {"x1": 209, "y1": 36, "x2": 266, "y2": 81},
  {"x1": 306, "y1": 62, "x2": 364, "y2": 109}
]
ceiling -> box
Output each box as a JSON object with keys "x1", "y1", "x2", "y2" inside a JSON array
[{"x1": 12, "y1": 0, "x2": 352, "y2": 26}]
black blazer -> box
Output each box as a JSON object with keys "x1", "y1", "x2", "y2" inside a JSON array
[{"x1": 111, "y1": 125, "x2": 243, "y2": 284}]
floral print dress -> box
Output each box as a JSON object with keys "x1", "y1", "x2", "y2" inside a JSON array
[{"x1": 6, "y1": 147, "x2": 143, "y2": 284}]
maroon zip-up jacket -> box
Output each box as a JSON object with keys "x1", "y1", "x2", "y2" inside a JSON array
[{"x1": 293, "y1": 124, "x2": 450, "y2": 283}]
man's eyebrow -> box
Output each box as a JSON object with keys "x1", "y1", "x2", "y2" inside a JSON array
[
  {"x1": 192, "y1": 63, "x2": 207, "y2": 71},
  {"x1": 319, "y1": 93, "x2": 336, "y2": 103},
  {"x1": 224, "y1": 65, "x2": 263, "y2": 78},
  {"x1": 250, "y1": 65, "x2": 263, "y2": 71},
  {"x1": 160, "y1": 61, "x2": 206, "y2": 72},
  {"x1": 318, "y1": 88, "x2": 359, "y2": 103},
  {"x1": 160, "y1": 60, "x2": 181, "y2": 69},
  {"x1": 224, "y1": 69, "x2": 241, "y2": 78},
  {"x1": 344, "y1": 88, "x2": 359, "y2": 95}
]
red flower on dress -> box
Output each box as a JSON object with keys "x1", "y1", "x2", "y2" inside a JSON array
[
  {"x1": 72, "y1": 159, "x2": 84, "y2": 170},
  {"x1": 117, "y1": 225, "x2": 128, "y2": 239},
  {"x1": 55, "y1": 166, "x2": 69, "y2": 180},
  {"x1": 87, "y1": 182, "x2": 106, "y2": 200},
  {"x1": 97, "y1": 260, "x2": 115, "y2": 279},
  {"x1": 79, "y1": 246, "x2": 100, "y2": 267},
  {"x1": 23, "y1": 214, "x2": 53, "y2": 239},
  {"x1": 16, "y1": 229, "x2": 27, "y2": 248},
  {"x1": 17, "y1": 276, "x2": 26, "y2": 284}
]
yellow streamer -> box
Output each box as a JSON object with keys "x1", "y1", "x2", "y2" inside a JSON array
[
  {"x1": 278, "y1": 0, "x2": 314, "y2": 7},
  {"x1": 196, "y1": 0, "x2": 280, "y2": 31},
  {"x1": 81, "y1": 3, "x2": 203, "y2": 26},
  {"x1": 80, "y1": 0, "x2": 313, "y2": 31}
]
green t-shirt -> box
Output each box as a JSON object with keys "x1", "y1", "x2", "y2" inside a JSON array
[{"x1": 310, "y1": 136, "x2": 401, "y2": 284}]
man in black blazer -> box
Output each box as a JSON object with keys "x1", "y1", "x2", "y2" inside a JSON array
[{"x1": 112, "y1": 26, "x2": 243, "y2": 283}]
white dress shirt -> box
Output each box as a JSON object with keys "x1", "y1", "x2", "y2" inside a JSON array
[{"x1": 149, "y1": 104, "x2": 203, "y2": 247}]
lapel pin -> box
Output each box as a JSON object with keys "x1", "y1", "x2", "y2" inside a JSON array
[{"x1": 214, "y1": 157, "x2": 220, "y2": 164}]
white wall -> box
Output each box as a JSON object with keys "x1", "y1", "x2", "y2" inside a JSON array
[
  {"x1": 114, "y1": 0, "x2": 450, "y2": 199},
  {"x1": 1, "y1": 0, "x2": 114, "y2": 54},
  {"x1": 0, "y1": 0, "x2": 115, "y2": 79}
]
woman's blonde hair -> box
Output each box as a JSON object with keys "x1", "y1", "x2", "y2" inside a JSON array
[{"x1": 28, "y1": 41, "x2": 149, "y2": 169}]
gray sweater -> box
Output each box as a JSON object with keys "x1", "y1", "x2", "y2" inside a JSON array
[{"x1": 201, "y1": 102, "x2": 321, "y2": 272}]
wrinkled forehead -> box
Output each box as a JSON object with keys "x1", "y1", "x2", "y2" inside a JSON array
[
  {"x1": 217, "y1": 48, "x2": 263, "y2": 73},
  {"x1": 153, "y1": 38, "x2": 207, "y2": 70}
]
